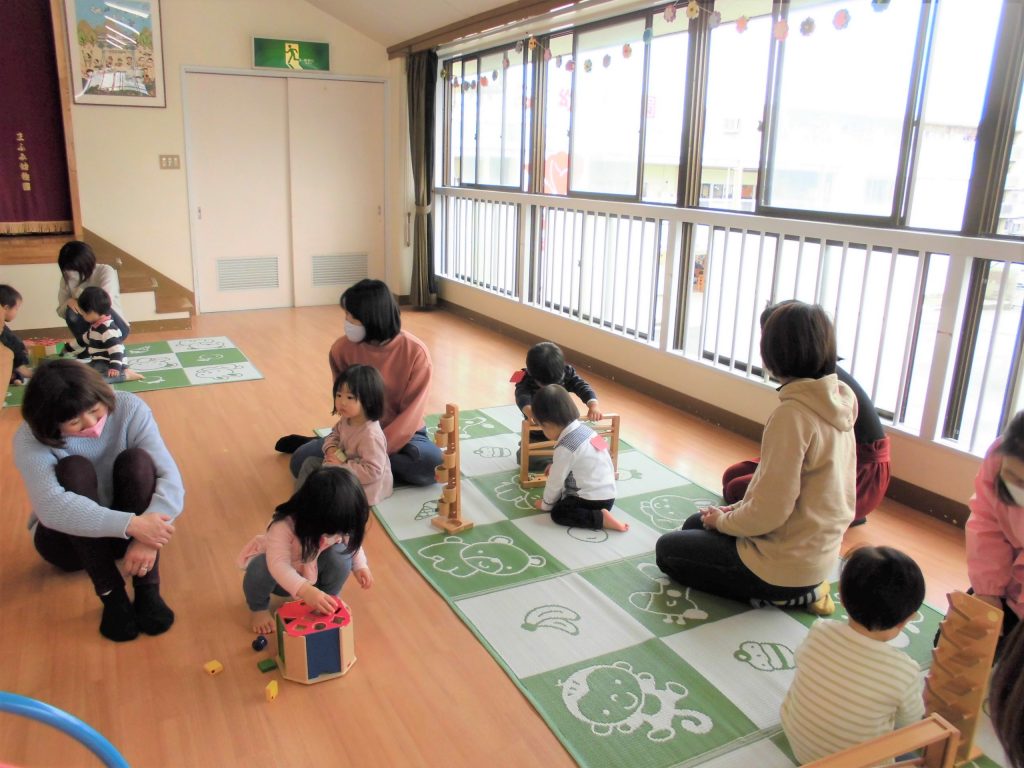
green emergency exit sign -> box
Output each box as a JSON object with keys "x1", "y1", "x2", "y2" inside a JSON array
[{"x1": 253, "y1": 38, "x2": 330, "y2": 71}]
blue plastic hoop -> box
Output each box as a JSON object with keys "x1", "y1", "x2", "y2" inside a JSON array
[{"x1": 0, "y1": 691, "x2": 130, "y2": 768}]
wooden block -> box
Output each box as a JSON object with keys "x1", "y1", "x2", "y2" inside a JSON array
[
  {"x1": 203, "y1": 660, "x2": 224, "y2": 676},
  {"x1": 443, "y1": 452, "x2": 457, "y2": 469},
  {"x1": 257, "y1": 658, "x2": 278, "y2": 673},
  {"x1": 265, "y1": 680, "x2": 278, "y2": 702},
  {"x1": 435, "y1": 466, "x2": 449, "y2": 483}
]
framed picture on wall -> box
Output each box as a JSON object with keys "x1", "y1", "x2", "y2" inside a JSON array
[{"x1": 63, "y1": 0, "x2": 166, "y2": 107}]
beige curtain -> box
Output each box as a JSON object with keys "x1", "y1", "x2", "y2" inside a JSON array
[{"x1": 406, "y1": 51, "x2": 438, "y2": 308}]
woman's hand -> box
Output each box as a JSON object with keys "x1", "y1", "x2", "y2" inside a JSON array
[
  {"x1": 700, "y1": 506, "x2": 726, "y2": 531},
  {"x1": 298, "y1": 583, "x2": 339, "y2": 615},
  {"x1": 354, "y1": 568, "x2": 374, "y2": 589},
  {"x1": 122, "y1": 541, "x2": 158, "y2": 577},
  {"x1": 66, "y1": 298, "x2": 80, "y2": 315},
  {"x1": 126, "y1": 512, "x2": 175, "y2": 548}
]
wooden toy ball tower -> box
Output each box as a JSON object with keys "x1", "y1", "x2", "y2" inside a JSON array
[
  {"x1": 925, "y1": 590, "x2": 1002, "y2": 764},
  {"x1": 431, "y1": 404, "x2": 473, "y2": 533}
]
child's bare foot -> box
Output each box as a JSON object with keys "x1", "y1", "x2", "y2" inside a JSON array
[
  {"x1": 124, "y1": 369, "x2": 145, "y2": 382},
  {"x1": 602, "y1": 509, "x2": 629, "y2": 532},
  {"x1": 251, "y1": 610, "x2": 275, "y2": 634}
]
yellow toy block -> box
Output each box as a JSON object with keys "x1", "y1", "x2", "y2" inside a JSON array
[
  {"x1": 265, "y1": 680, "x2": 279, "y2": 702},
  {"x1": 203, "y1": 660, "x2": 224, "y2": 675}
]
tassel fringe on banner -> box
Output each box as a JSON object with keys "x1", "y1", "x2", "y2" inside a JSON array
[{"x1": 0, "y1": 221, "x2": 74, "y2": 235}]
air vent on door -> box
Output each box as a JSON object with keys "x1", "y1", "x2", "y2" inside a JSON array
[
  {"x1": 312, "y1": 254, "x2": 368, "y2": 286},
  {"x1": 217, "y1": 257, "x2": 279, "y2": 291}
]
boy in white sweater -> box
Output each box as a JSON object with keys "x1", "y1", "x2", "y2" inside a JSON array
[
  {"x1": 781, "y1": 546, "x2": 925, "y2": 763},
  {"x1": 532, "y1": 384, "x2": 628, "y2": 531}
]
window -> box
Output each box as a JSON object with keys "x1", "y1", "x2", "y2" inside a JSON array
[
  {"x1": 543, "y1": 34, "x2": 574, "y2": 195},
  {"x1": 906, "y1": 0, "x2": 1002, "y2": 230},
  {"x1": 476, "y1": 47, "x2": 526, "y2": 187},
  {"x1": 997, "y1": 89, "x2": 1024, "y2": 236},
  {"x1": 570, "y1": 19, "x2": 646, "y2": 196},
  {"x1": 641, "y1": 16, "x2": 688, "y2": 204},
  {"x1": 701, "y1": 2, "x2": 772, "y2": 212},
  {"x1": 763, "y1": 0, "x2": 924, "y2": 217}
]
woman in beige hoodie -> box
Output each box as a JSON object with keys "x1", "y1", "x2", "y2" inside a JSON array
[{"x1": 655, "y1": 302, "x2": 856, "y2": 615}]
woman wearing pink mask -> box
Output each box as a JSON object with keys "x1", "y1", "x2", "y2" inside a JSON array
[
  {"x1": 14, "y1": 360, "x2": 183, "y2": 642},
  {"x1": 279, "y1": 279, "x2": 441, "y2": 486},
  {"x1": 965, "y1": 410, "x2": 1024, "y2": 653}
]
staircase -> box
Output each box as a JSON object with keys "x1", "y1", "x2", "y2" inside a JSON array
[{"x1": 0, "y1": 230, "x2": 193, "y2": 336}]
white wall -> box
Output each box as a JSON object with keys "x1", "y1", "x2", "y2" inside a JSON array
[
  {"x1": 67, "y1": 0, "x2": 413, "y2": 295},
  {"x1": 439, "y1": 278, "x2": 982, "y2": 510}
]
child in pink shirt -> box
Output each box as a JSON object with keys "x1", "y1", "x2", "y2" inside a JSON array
[
  {"x1": 966, "y1": 410, "x2": 1024, "y2": 649},
  {"x1": 296, "y1": 364, "x2": 393, "y2": 506},
  {"x1": 239, "y1": 467, "x2": 372, "y2": 634}
]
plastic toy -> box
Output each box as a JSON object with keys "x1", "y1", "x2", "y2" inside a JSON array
[
  {"x1": 202, "y1": 660, "x2": 224, "y2": 676},
  {"x1": 252, "y1": 635, "x2": 268, "y2": 651}
]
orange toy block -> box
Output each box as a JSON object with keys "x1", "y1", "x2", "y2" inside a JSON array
[
  {"x1": 265, "y1": 680, "x2": 278, "y2": 702},
  {"x1": 203, "y1": 660, "x2": 224, "y2": 676}
]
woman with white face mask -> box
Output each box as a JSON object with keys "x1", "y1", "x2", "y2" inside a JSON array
[
  {"x1": 14, "y1": 360, "x2": 184, "y2": 642},
  {"x1": 280, "y1": 279, "x2": 442, "y2": 486},
  {"x1": 966, "y1": 410, "x2": 1024, "y2": 651}
]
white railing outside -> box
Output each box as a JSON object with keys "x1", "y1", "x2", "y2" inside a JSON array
[{"x1": 435, "y1": 186, "x2": 1024, "y2": 456}]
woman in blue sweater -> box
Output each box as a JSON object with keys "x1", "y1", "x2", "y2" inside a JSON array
[{"x1": 14, "y1": 360, "x2": 184, "y2": 642}]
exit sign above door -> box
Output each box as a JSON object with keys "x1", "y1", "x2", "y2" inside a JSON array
[{"x1": 253, "y1": 38, "x2": 330, "y2": 71}]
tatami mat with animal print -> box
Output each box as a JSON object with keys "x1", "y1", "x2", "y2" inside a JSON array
[{"x1": 375, "y1": 406, "x2": 1005, "y2": 768}]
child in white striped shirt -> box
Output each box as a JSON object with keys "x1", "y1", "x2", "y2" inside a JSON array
[
  {"x1": 78, "y1": 287, "x2": 143, "y2": 382},
  {"x1": 781, "y1": 546, "x2": 925, "y2": 763}
]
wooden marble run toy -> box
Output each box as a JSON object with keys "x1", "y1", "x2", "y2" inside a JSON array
[
  {"x1": 519, "y1": 413, "x2": 621, "y2": 489},
  {"x1": 431, "y1": 404, "x2": 473, "y2": 533},
  {"x1": 806, "y1": 713, "x2": 960, "y2": 768},
  {"x1": 275, "y1": 598, "x2": 356, "y2": 685},
  {"x1": 924, "y1": 591, "x2": 1002, "y2": 764}
]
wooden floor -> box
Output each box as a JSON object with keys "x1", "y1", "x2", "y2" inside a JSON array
[{"x1": 0, "y1": 306, "x2": 968, "y2": 767}]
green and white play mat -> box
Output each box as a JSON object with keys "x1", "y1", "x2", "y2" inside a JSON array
[
  {"x1": 4, "y1": 336, "x2": 262, "y2": 407},
  {"x1": 374, "y1": 405, "x2": 1005, "y2": 768}
]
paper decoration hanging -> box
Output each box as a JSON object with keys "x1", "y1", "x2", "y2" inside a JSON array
[
  {"x1": 440, "y1": 68, "x2": 447, "y2": 80},
  {"x1": 503, "y1": 55, "x2": 511, "y2": 69},
  {"x1": 469, "y1": 79, "x2": 477, "y2": 90},
  {"x1": 544, "y1": 48, "x2": 552, "y2": 62},
  {"x1": 773, "y1": 19, "x2": 789, "y2": 40},
  {"x1": 515, "y1": 40, "x2": 524, "y2": 54},
  {"x1": 833, "y1": 9, "x2": 850, "y2": 29},
  {"x1": 584, "y1": 59, "x2": 592, "y2": 73},
  {"x1": 566, "y1": 59, "x2": 575, "y2": 72},
  {"x1": 492, "y1": 69, "x2": 498, "y2": 80},
  {"x1": 622, "y1": 43, "x2": 633, "y2": 59},
  {"x1": 709, "y1": 11, "x2": 722, "y2": 29},
  {"x1": 480, "y1": 76, "x2": 489, "y2": 87},
  {"x1": 736, "y1": 16, "x2": 749, "y2": 33},
  {"x1": 800, "y1": 17, "x2": 815, "y2": 35},
  {"x1": 872, "y1": 0, "x2": 891, "y2": 11},
  {"x1": 602, "y1": 54, "x2": 611, "y2": 68},
  {"x1": 643, "y1": 27, "x2": 654, "y2": 43},
  {"x1": 461, "y1": 81, "x2": 469, "y2": 92},
  {"x1": 686, "y1": 0, "x2": 699, "y2": 20},
  {"x1": 529, "y1": 37, "x2": 538, "y2": 51},
  {"x1": 664, "y1": 4, "x2": 677, "y2": 22},
  {"x1": 556, "y1": 55, "x2": 563, "y2": 68}
]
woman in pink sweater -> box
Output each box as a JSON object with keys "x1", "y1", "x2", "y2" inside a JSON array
[
  {"x1": 280, "y1": 279, "x2": 441, "y2": 486},
  {"x1": 966, "y1": 410, "x2": 1024, "y2": 648},
  {"x1": 240, "y1": 467, "x2": 371, "y2": 634}
]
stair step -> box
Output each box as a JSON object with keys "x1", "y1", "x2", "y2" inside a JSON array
[
  {"x1": 155, "y1": 293, "x2": 194, "y2": 314},
  {"x1": 120, "y1": 272, "x2": 159, "y2": 293}
]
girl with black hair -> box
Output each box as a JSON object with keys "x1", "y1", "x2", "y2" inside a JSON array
[
  {"x1": 239, "y1": 467, "x2": 372, "y2": 635},
  {"x1": 295, "y1": 364, "x2": 393, "y2": 506}
]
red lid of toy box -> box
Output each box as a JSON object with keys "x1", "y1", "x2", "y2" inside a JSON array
[{"x1": 277, "y1": 599, "x2": 351, "y2": 637}]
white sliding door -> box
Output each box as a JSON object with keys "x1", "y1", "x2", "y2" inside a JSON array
[
  {"x1": 185, "y1": 72, "x2": 293, "y2": 312},
  {"x1": 288, "y1": 79, "x2": 385, "y2": 307}
]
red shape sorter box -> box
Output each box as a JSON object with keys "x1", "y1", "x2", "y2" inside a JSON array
[{"x1": 274, "y1": 599, "x2": 356, "y2": 685}]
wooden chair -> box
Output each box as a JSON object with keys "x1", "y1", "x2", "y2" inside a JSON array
[
  {"x1": 519, "y1": 413, "x2": 620, "y2": 489},
  {"x1": 804, "y1": 713, "x2": 960, "y2": 768}
]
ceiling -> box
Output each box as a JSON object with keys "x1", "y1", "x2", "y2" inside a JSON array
[{"x1": 305, "y1": 0, "x2": 514, "y2": 49}]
